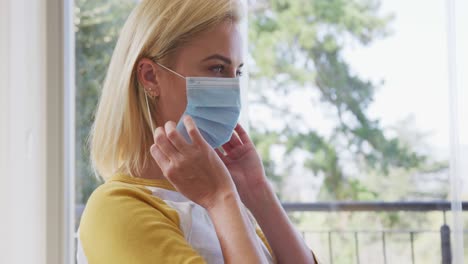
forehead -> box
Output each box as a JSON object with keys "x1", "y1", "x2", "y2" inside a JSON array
[{"x1": 176, "y1": 21, "x2": 243, "y2": 65}]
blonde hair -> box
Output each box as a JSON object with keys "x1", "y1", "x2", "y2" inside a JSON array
[{"x1": 90, "y1": 0, "x2": 243, "y2": 180}]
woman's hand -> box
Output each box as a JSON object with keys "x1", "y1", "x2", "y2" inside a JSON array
[
  {"x1": 150, "y1": 116, "x2": 236, "y2": 210},
  {"x1": 214, "y1": 124, "x2": 270, "y2": 210},
  {"x1": 216, "y1": 124, "x2": 318, "y2": 264},
  {"x1": 150, "y1": 117, "x2": 269, "y2": 263}
]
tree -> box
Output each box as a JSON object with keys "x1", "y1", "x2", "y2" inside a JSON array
[
  {"x1": 248, "y1": 0, "x2": 427, "y2": 200},
  {"x1": 75, "y1": 0, "x2": 135, "y2": 205},
  {"x1": 75, "y1": 0, "x2": 437, "y2": 205},
  {"x1": 74, "y1": 1, "x2": 454, "y2": 261}
]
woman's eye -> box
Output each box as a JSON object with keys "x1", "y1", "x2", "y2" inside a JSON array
[
  {"x1": 209, "y1": 65, "x2": 242, "y2": 77},
  {"x1": 210, "y1": 65, "x2": 224, "y2": 74}
]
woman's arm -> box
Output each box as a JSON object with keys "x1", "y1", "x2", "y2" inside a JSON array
[
  {"x1": 216, "y1": 124, "x2": 317, "y2": 264},
  {"x1": 150, "y1": 118, "x2": 266, "y2": 264},
  {"x1": 247, "y1": 183, "x2": 316, "y2": 264},
  {"x1": 207, "y1": 191, "x2": 267, "y2": 264}
]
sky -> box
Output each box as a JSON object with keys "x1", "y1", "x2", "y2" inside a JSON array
[
  {"x1": 247, "y1": 0, "x2": 468, "y2": 199},
  {"x1": 342, "y1": 0, "x2": 468, "y2": 195},
  {"x1": 343, "y1": 0, "x2": 468, "y2": 149},
  {"x1": 248, "y1": 0, "x2": 467, "y2": 150}
]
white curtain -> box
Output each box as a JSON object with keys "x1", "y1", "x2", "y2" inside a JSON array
[{"x1": 447, "y1": 0, "x2": 467, "y2": 263}]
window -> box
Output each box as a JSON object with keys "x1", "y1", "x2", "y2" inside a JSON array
[
  {"x1": 246, "y1": 0, "x2": 467, "y2": 262},
  {"x1": 74, "y1": 0, "x2": 136, "y2": 222},
  {"x1": 74, "y1": 0, "x2": 466, "y2": 263}
]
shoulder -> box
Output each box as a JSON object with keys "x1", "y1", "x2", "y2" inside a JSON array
[
  {"x1": 79, "y1": 180, "x2": 182, "y2": 239},
  {"x1": 80, "y1": 180, "x2": 181, "y2": 229},
  {"x1": 78, "y1": 181, "x2": 205, "y2": 264}
]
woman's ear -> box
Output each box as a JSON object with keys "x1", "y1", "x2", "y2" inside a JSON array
[{"x1": 137, "y1": 58, "x2": 161, "y2": 98}]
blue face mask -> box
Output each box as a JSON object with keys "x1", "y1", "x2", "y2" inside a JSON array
[{"x1": 145, "y1": 63, "x2": 241, "y2": 148}]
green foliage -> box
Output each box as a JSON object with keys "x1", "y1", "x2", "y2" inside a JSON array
[
  {"x1": 250, "y1": 130, "x2": 284, "y2": 198},
  {"x1": 248, "y1": 0, "x2": 432, "y2": 200},
  {"x1": 73, "y1": 2, "x2": 455, "y2": 261},
  {"x1": 75, "y1": 0, "x2": 135, "y2": 204},
  {"x1": 75, "y1": 0, "x2": 444, "y2": 204}
]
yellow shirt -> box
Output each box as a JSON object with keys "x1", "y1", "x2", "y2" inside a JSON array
[{"x1": 77, "y1": 174, "x2": 275, "y2": 264}]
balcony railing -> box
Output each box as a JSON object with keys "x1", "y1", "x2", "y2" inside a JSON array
[
  {"x1": 282, "y1": 201, "x2": 468, "y2": 264},
  {"x1": 75, "y1": 201, "x2": 467, "y2": 263}
]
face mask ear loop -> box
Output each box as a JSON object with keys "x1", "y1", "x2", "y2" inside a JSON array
[
  {"x1": 156, "y1": 63, "x2": 186, "y2": 79},
  {"x1": 145, "y1": 93, "x2": 155, "y2": 135}
]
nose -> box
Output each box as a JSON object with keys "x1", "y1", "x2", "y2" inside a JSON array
[{"x1": 226, "y1": 68, "x2": 238, "y2": 78}]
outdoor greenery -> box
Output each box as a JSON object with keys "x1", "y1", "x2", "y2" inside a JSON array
[
  {"x1": 75, "y1": 1, "x2": 458, "y2": 262},
  {"x1": 76, "y1": 0, "x2": 445, "y2": 205},
  {"x1": 247, "y1": 0, "x2": 441, "y2": 201},
  {"x1": 75, "y1": 0, "x2": 134, "y2": 203}
]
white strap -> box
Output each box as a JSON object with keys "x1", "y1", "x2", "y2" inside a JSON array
[{"x1": 145, "y1": 93, "x2": 155, "y2": 133}]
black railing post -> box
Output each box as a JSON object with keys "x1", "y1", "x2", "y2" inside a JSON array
[
  {"x1": 382, "y1": 231, "x2": 387, "y2": 264},
  {"x1": 440, "y1": 224, "x2": 452, "y2": 264},
  {"x1": 354, "y1": 232, "x2": 360, "y2": 264},
  {"x1": 279, "y1": 201, "x2": 467, "y2": 263},
  {"x1": 328, "y1": 231, "x2": 334, "y2": 264},
  {"x1": 410, "y1": 232, "x2": 415, "y2": 264}
]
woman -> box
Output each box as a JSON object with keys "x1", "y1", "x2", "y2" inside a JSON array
[{"x1": 77, "y1": 0, "x2": 318, "y2": 263}]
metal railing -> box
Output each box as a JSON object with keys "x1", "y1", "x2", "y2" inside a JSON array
[
  {"x1": 75, "y1": 201, "x2": 466, "y2": 263},
  {"x1": 282, "y1": 201, "x2": 468, "y2": 264}
]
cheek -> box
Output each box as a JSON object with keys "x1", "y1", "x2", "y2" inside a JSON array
[
  {"x1": 162, "y1": 83, "x2": 187, "y2": 122},
  {"x1": 174, "y1": 88, "x2": 188, "y2": 117}
]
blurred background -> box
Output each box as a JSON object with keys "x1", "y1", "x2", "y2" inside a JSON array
[
  {"x1": 1, "y1": 0, "x2": 467, "y2": 263},
  {"x1": 74, "y1": 0, "x2": 468, "y2": 262}
]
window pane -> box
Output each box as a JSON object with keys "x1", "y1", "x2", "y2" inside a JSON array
[
  {"x1": 248, "y1": 0, "x2": 465, "y2": 262},
  {"x1": 73, "y1": 0, "x2": 466, "y2": 263},
  {"x1": 75, "y1": 0, "x2": 137, "y2": 229}
]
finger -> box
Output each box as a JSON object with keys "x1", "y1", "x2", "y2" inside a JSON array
[
  {"x1": 164, "y1": 121, "x2": 188, "y2": 152},
  {"x1": 228, "y1": 131, "x2": 243, "y2": 147},
  {"x1": 153, "y1": 126, "x2": 164, "y2": 142},
  {"x1": 183, "y1": 116, "x2": 205, "y2": 146},
  {"x1": 150, "y1": 144, "x2": 170, "y2": 170},
  {"x1": 234, "y1": 124, "x2": 251, "y2": 144},
  {"x1": 221, "y1": 142, "x2": 233, "y2": 153},
  {"x1": 154, "y1": 126, "x2": 180, "y2": 158},
  {"x1": 215, "y1": 148, "x2": 224, "y2": 157},
  {"x1": 222, "y1": 130, "x2": 243, "y2": 152},
  {"x1": 215, "y1": 148, "x2": 228, "y2": 163}
]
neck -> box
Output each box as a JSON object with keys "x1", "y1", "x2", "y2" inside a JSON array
[{"x1": 139, "y1": 159, "x2": 166, "y2": 181}]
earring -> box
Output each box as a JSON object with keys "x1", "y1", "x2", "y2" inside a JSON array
[{"x1": 145, "y1": 87, "x2": 157, "y2": 99}]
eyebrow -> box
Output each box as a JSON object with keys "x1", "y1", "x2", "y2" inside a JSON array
[{"x1": 202, "y1": 54, "x2": 244, "y2": 67}]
